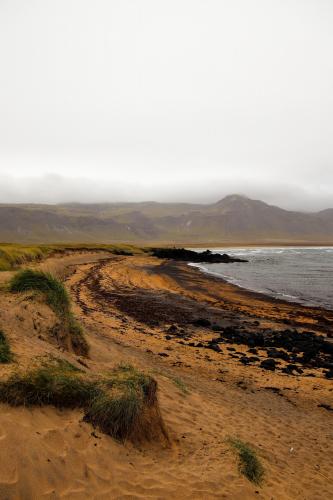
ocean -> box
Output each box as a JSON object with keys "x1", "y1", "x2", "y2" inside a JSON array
[{"x1": 190, "y1": 247, "x2": 333, "y2": 311}]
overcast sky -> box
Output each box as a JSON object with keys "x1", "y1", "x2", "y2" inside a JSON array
[{"x1": 0, "y1": 0, "x2": 332, "y2": 210}]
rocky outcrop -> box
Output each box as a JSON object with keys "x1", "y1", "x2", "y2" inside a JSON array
[{"x1": 151, "y1": 248, "x2": 247, "y2": 263}]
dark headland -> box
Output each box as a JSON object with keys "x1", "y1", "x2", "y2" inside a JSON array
[{"x1": 150, "y1": 247, "x2": 248, "y2": 263}]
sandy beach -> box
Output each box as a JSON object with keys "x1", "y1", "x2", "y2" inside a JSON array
[{"x1": 0, "y1": 251, "x2": 332, "y2": 499}]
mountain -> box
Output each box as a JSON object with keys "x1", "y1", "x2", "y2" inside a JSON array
[{"x1": 0, "y1": 195, "x2": 332, "y2": 244}]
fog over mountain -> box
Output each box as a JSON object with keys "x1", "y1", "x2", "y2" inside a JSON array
[{"x1": 1, "y1": 1, "x2": 333, "y2": 212}]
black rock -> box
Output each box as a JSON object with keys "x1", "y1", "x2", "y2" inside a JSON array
[
  {"x1": 266, "y1": 348, "x2": 290, "y2": 361},
  {"x1": 212, "y1": 324, "x2": 223, "y2": 332},
  {"x1": 240, "y1": 356, "x2": 252, "y2": 365},
  {"x1": 260, "y1": 358, "x2": 276, "y2": 371},
  {"x1": 192, "y1": 318, "x2": 211, "y2": 328},
  {"x1": 282, "y1": 364, "x2": 303, "y2": 375},
  {"x1": 210, "y1": 344, "x2": 222, "y2": 353},
  {"x1": 167, "y1": 325, "x2": 178, "y2": 333}
]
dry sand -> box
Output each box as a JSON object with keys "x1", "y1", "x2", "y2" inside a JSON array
[{"x1": 0, "y1": 252, "x2": 332, "y2": 499}]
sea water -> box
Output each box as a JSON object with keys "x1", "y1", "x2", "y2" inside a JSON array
[{"x1": 190, "y1": 247, "x2": 333, "y2": 311}]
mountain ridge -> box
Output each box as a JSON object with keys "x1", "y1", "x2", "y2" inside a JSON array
[{"x1": 0, "y1": 195, "x2": 332, "y2": 244}]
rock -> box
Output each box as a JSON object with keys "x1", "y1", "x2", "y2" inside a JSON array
[
  {"x1": 266, "y1": 348, "x2": 290, "y2": 361},
  {"x1": 324, "y1": 370, "x2": 333, "y2": 379},
  {"x1": 209, "y1": 344, "x2": 222, "y2": 353},
  {"x1": 192, "y1": 318, "x2": 211, "y2": 328},
  {"x1": 212, "y1": 324, "x2": 223, "y2": 332},
  {"x1": 248, "y1": 348, "x2": 258, "y2": 354},
  {"x1": 167, "y1": 325, "x2": 178, "y2": 333},
  {"x1": 260, "y1": 358, "x2": 276, "y2": 371},
  {"x1": 158, "y1": 352, "x2": 169, "y2": 357},
  {"x1": 282, "y1": 364, "x2": 303, "y2": 375}
]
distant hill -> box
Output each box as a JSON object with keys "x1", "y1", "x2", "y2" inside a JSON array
[{"x1": 0, "y1": 195, "x2": 333, "y2": 244}]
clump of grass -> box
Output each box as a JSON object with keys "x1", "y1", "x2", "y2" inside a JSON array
[
  {"x1": 0, "y1": 360, "x2": 98, "y2": 407},
  {"x1": 228, "y1": 437, "x2": 264, "y2": 485},
  {"x1": 0, "y1": 330, "x2": 13, "y2": 363},
  {"x1": 0, "y1": 360, "x2": 168, "y2": 443},
  {"x1": 9, "y1": 269, "x2": 70, "y2": 315},
  {"x1": 85, "y1": 364, "x2": 162, "y2": 441},
  {"x1": 9, "y1": 269, "x2": 89, "y2": 356}
]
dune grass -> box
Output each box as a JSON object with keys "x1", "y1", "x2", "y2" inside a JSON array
[
  {"x1": 228, "y1": 437, "x2": 264, "y2": 485},
  {"x1": 0, "y1": 359, "x2": 166, "y2": 442},
  {"x1": 0, "y1": 243, "x2": 144, "y2": 273},
  {"x1": 9, "y1": 269, "x2": 89, "y2": 356},
  {"x1": 51, "y1": 243, "x2": 145, "y2": 256},
  {"x1": 9, "y1": 269, "x2": 71, "y2": 315},
  {"x1": 0, "y1": 358, "x2": 98, "y2": 407},
  {"x1": 0, "y1": 331, "x2": 13, "y2": 363},
  {"x1": 85, "y1": 364, "x2": 159, "y2": 440},
  {"x1": 0, "y1": 244, "x2": 52, "y2": 271}
]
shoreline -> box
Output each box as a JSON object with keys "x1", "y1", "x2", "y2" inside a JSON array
[{"x1": 188, "y1": 261, "x2": 333, "y2": 313}]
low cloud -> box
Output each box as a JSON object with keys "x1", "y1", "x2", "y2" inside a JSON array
[{"x1": 0, "y1": 173, "x2": 331, "y2": 212}]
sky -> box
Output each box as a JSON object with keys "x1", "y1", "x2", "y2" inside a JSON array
[{"x1": 0, "y1": 0, "x2": 332, "y2": 211}]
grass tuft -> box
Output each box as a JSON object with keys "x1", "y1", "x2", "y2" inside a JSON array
[
  {"x1": 0, "y1": 331, "x2": 13, "y2": 363},
  {"x1": 0, "y1": 360, "x2": 168, "y2": 443},
  {"x1": 228, "y1": 437, "x2": 264, "y2": 485},
  {"x1": 9, "y1": 269, "x2": 70, "y2": 316},
  {"x1": 9, "y1": 269, "x2": 89, "y2": 356}
]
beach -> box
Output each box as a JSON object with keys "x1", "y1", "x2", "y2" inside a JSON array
[{"x1": 0, "y1": 250, "x2": 332, "y2": 499}]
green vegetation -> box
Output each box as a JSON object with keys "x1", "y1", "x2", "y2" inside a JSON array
[
  {"x1": 0, "y1": 330, "x2": 13, "y2": 363},
  {"x1": 0, "y1": 244, "x2": 52, "y2": 271},
  {"x1": 0, "y1": 243, "x2": 144, "y2": 272},
  {"x1": 52, "y1": 243, "x2": 145, "y2": 256},
  {"x1": 0, "y1": 360, "x2": 166, "y2": 442},
  {"x1": 86, "y1": 364, "x2": 159, "y2": 439},
  {"x1": 9, "y1": 269, "x2": 70, "y2": 315},
  {"x1": 228, "y1": 437, "x2": 264, "y2": 485},
  {"x1": 0, "y1": 358, "x2": 97, "y2": 407},
  {"x1": 9, "y1": 269, "x2": 88, "y2": 356}
]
